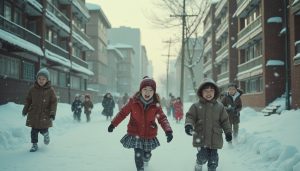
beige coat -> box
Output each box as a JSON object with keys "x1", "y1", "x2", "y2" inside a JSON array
[
  {"x1": 22, "y1": 81, "x2": 57, "y2": 129},
  {"x1": 185, "y1": 78, "x2": 231, "y2": 149}
]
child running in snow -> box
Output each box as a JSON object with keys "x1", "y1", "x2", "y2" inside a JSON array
[
  {"x1": 107, "y1": 76, "x2": 173, "y2": 171},
  {"x1": 185, "y1": 78, "x2": 232, "y2": 171},
  {"x1": 22, "y1": 68, "x2": 57, "y2": 152},
  {"x1": 173, "y1": 97, "x2": 183, "y2": 123},
  {"x1": 221, "y1": 83, "x2": 243, "y2": 141},
  {"x1": 71, "y1": 95, "x2": 82, "y2": 122},
  {"x1": 82, "y1": 94, "x2": 93, "y2": 122}
]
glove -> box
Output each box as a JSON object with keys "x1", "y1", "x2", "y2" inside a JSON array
[
  {"x1": 108, "y1": 124, "x2": 115, "y2": 133},
  {"x1": 185, "y1": 125, "x2": 193, "y2": 136},
  {"x1": 166, "y1": 131, "x2": 173, "y2": 143},
  {"x1": 225, "y1": 132, "x2": 232, "y2": 142},
  {"x1": 50, "y1": 115, "x2": 55, "y2": 121}
]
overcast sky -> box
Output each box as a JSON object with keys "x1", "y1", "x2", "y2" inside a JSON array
[{"x1": 86, "y1": 0, "x2": 181, "y2": 81}]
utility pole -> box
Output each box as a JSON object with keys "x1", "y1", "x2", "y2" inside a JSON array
[
  {"x1": 162, "y1": 38, "x2": 175, "y2": 98},
  {"x1": 170, "y1": 0, "x2": 197, "y2": 102}
]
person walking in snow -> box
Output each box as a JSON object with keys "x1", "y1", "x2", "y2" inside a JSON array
[
  {"x1": 221, "y1": 83, "x2": 243, "y2": 140},
  {"x1": 173, "y1": 97, "x2": 184, "y2": 123},
  {"x1": 22, "y1": 68, "x2": 57, "y2": 152},
  {"x1": 82, "y1": 94, "x2": 93, "y2": 122},
  {"x1": 102, "y1": 92, "x2": 115, "y2": 121},
  {"x1": 71, "y1": 95, "x2": 82, "y2": 122},
  {"x1": 185, "y1": 78, "x2": 232, "y2": 171},
  {"x1": 107, "y1": 76, "x2": 173, "y2": 171}
]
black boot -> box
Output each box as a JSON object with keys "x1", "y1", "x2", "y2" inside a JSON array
[
  {"x1": 30, "y1": 143, "x2": 38, "y2": 152},
  {"x1": 43, "y1": 132, "x2": 50, "y2": 145}
]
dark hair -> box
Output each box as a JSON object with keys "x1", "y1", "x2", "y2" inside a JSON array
[{"x1": 228, "y1": 83, "x2": 237, "y2": 89}]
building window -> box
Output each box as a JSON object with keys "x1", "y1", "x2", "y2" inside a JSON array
[
  {"x1": 241, "y1": 76, "x2": 263, "y2": 93},
  {"x1": 4, "y1": 2, "x2": 12, "y2": 21},
  {"x1": 48, "y1": 68, "x2": 58, "y2": 85},
  {"x1": 23, "y1": 61, "x2": 35, "y2": 80},
  {"x1": 14, "y1": 8, "x2": 22, "y2": 25},
  {"x1": 0, "y1": 56, "x2": 20, "y2": 79},
  {"x1": 58, "y1": 72, "x2": 67, "y2": 87},
  {"x1": 71, "y1": 75, "x2": 80, "y2": 89}
]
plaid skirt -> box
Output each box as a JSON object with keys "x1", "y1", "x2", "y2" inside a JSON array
[{"x1": 120, "y1": 134, "x2": 160, "y2": 151}]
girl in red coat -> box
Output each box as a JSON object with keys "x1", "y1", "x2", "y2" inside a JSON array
[
  {"x1": 174, "y1": 97, "x2": 184, "y2": 123},
  {"x1": 107, "y1": 76, "x2": 173, "y2": 171}
]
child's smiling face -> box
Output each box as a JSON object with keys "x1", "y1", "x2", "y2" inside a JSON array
[
  {"x1": 37, "y1": 76, "x2": 48, "y2": 87},
  {"x1": 141, "y1": 86, "x2": 154, "y2": 101},
  {"x1": 202, "y1": 87, "x2": 215, "y2": 101}
]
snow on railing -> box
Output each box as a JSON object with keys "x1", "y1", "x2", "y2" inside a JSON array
[{"x1": 267, "y1": 17, "x2": 282, "y2": 23}]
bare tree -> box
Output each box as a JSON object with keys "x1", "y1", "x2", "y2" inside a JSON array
[{"x1": 147, "y1": 0, "x2": 210, "y2": 93}]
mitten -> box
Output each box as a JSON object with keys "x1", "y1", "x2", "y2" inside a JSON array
[
  {"x1": 166, "y1": 131, "x2": 173, "y2": 143},
  {"x1": 50, "y1": 115, "x2": 55, "y2": 121},
  {"x1": 225, "y1": 132, "x2": 232, "y2": 142},
  {"x1": 185, "y1": 125, "x2": 193, "y2": 136},
  {"x1": 108, "y1": 124, "x2": 115, "y2": 133}
]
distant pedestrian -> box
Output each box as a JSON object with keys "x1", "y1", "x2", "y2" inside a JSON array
[
  {"x1": 82, "y1": 94, "x2": 93, "y2": 122},
  {"x1": 71, "y1": 94, "x2": 82, "y2": 122},
  {"x1": 22, "y1": 68, "x2": 57, "y2": 152},
  {"x1": 102, "y1": 92, "x2": 115, "y2": 121},
  {"x1": 173, "y1": 97, "x2": 183, "y2": 123}
]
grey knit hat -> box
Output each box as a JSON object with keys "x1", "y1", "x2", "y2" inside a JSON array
[{"x1": 36, "y1": 68, "x2": 50, "y2": 80}]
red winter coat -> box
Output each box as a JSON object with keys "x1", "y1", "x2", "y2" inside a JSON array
[
  {"x1": 111, "y1": 94, "x2": 172, "y2": 139},
  {"x1": 173, "y1": 101, "x2": 183, "y2": 121}
]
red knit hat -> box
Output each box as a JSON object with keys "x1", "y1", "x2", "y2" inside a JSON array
[{"x1": 139, "y1": 76, "x2": 156, "y2": 92}]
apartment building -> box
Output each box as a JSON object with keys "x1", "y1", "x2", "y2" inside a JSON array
[
  {"x1": 0, "y1": 0, "x2": 94, "y2": 104},
  {"x1": 86, "y1": 3, "x2": 111, "y2": 100}
]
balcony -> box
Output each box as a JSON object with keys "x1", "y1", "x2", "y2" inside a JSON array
[
  {"x1": 235, "y1": 0, "x2": 260, "y2": 18},
  {"x1": 291, "y1": 0, "x2": 300, "y2": 14},
  {"x1": 215, "y1": 43, "x2": 229, "y2": 63},
  {"x1": 71, "y1": 55, "x2": 88, "y2": 68},
  {"x1": 45, "y1": 40, "x2": 69, "y2": 60},
  {"x1": 47, "y1": 2, "x2": 70, "y2": 26},
  {"x1": 203, "y1": 39, "x2": 212, "y2": 54},
  {"x1": 0, "y1": 16, "x2": 41, "y2": 53},
  {"x1": 236, "y1": 16, "x2": 262, "y2": 48},
  {"x1": 72, "y1": 24, "x2": 92, "y2": 49},
  {"x1": 203, "y1": 22, "x2": 212, "y2": 37},
  {"x1": 203, "y1": 59, "x2": 212, "y2": 73},
  {"x1": 72, "y1": 0, "x2": 90, "y2": 20},
  {"x1": 217, "y1": 71, "x2": 229, "y2": 84},
  {"x1": 238, "y1": 56, "x2": 263, "y2": 74},
  {"x1": 215, "y1": 0, "x2": 227, "y2": 18},
  {"x1": 216, "y1": 19, "x2": 228, "y2": 40}
]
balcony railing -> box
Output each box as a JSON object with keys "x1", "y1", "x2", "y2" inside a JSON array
[
  {"x1": 203, "y1": 22, "x2": 212, "y2": 36},
  {"x1": 71, "y1": 55, "x2": 88, "y2": 68},
  {"x1": 238, "y1": 16, "x2": 262, "y2": 40},
  {"x1": 215, "y1": 0, "x2": 227, "y2": 17},
  {"x1": 72, "y1": 0, "x2": 90, "y2": 19},
  {"x1": 45, "y1": 40, "x2": 68, "y2": 59},
  {"x1": 216, "y1": 42, "x2": 229, "y2": 59},
  {"x1": 0, "y1": 15, "x2": 40, "y2": 45},
  {"x1": 238, "y1": 56, "x2": 263, "y2": 73},
  {"x1": 216, "y1": 19, "x2": 228, "y2": 40},
  {"x1": 217, "y1": 71, "x2": 229, "y2": 80},
  {"x1": 47, "y1": 2, "x2": 70, "y2": 26},
  {"x1": 72, "y1": 25, "x2": 90, "y2": 46}
]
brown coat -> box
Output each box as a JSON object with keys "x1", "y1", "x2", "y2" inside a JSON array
[
  {"x1": 185, "y1": 78, "x2": 231, "y2": 149},
  {"x1": 22, "y1": 81, "x2": 57, "y2": 129},
  {"x1": 221, "y1": 90, "x2": 243, "y2": 124},
  {"x1": 82, "y1": 100, "x2": 93, "y2": 114}
]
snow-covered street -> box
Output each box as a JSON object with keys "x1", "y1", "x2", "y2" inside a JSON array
[{"x1": 0, "y1": 101, "x2": 300, "y2": 171}]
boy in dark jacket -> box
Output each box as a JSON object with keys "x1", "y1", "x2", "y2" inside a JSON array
[
  {"x1": 82, "y1": 94, "x2": 93, "y2": 122},
  {"x1": 221, "y1": 83, "x2": 243, "y2": 140},
  {"x1": 185, "y1": 78, "x2": 232, "y2": 171},
  {"x1": 72, "y1": 95, "x2": 82, "y2": 122},
  {"x1": 22, "y1": 68, "x2": 57, "y2": 152}
]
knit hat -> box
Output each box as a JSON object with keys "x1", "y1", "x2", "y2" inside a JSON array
[
  {"x1": 36, "y1": 68, "x2": 50, "y2": 80},
  {"x1": 139, "y1": 76, "x2": 156, "y2": 92}
]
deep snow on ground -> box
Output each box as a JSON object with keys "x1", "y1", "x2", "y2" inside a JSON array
[{"x1": 0, "y1": 99, "x2": 300, "y2": 171}]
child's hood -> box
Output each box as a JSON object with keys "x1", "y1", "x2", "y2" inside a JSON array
[{"x1": 197, "y1": 78, "x2": 220, "y2": 100}]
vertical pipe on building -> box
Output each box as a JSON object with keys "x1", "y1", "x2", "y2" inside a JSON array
[
  {"x1": 40, "y1": 0, "x2": 47, "y2": 70},
  {"x1": 283, "y1": 0, "x2": 291, "y2": 110}
]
